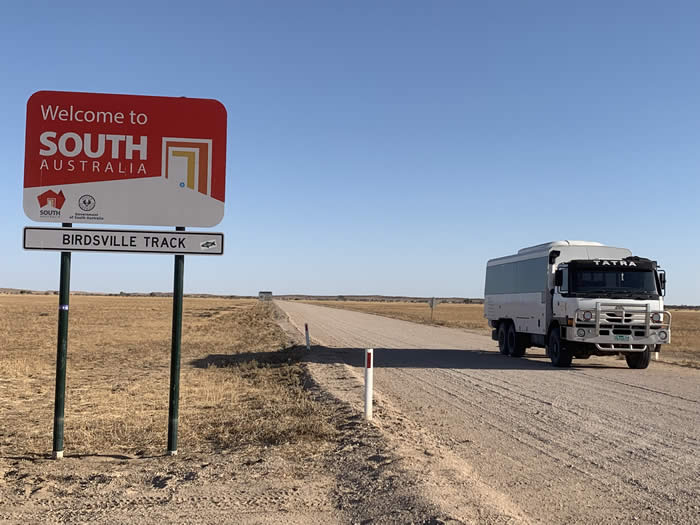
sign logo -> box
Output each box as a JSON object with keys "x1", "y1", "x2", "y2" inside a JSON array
[
  {"x1": 200, "y1": 240, "x2": 217, "y2": 250},
  {"x1": 37, "y1": 189, "x2": 66, "y2": 210},
  {"x1": 162, "y1": 138, "x2": 213, "y2": 197},
  {"x1": 78, "y1": 194, "x2": 96, "y2": 211},
  {"x1": 594, "y1": 260, "x2": 637, "y2": 267}
]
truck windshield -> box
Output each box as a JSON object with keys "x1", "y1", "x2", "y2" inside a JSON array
[{"x1": 570, "y1": 269, "x2": 659, "y2": 298}]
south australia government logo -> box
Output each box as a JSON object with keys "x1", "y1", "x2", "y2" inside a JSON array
[
  {"x1": 24, "y1": 91, "x2": 227, "y2": 227},
  {"x1": 78, "y1": 194, "x2": 96, "y2": 211}
]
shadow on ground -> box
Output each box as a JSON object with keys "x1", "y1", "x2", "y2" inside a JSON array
[
  {"x1": 189, "y1": 345, "x2": 304, "y2": 369},
  {"x1": 305, "y1": 347, "x2": 632, "y2": 371},
  {"x1": 192, "y1": 345, "x2": 630, "y2": 371},
  {"x1": 0, "y1": 453, "x2": 163, "y2": 461}
]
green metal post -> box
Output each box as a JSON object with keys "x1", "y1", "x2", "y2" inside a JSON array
[
  {"x1": 167, "y1": 226, "x2": 185, "y2": 455},
  {"x1": 52, "y1": 223, "x2": 72, "y2": 459}
]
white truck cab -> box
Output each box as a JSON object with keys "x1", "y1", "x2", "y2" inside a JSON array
[{"x1": 484, "y1": 241, "x2": 671, "y2": 369}]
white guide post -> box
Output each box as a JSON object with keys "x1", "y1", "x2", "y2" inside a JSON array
[
  {"x1": 364, "y1": 348, "x2": 374, "y2": 420},
  {"x1": 305, "y1": 323, "x2": 310, "y2": 351}
]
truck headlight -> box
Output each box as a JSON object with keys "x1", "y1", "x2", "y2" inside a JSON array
[
  {"x1": 577, "y1": 329, "x2": 586, "y2": 337},
  {"x1": 582, "y1": 310, "x2": 593, "y2": 321},
  {"x1": 651, "y1": 312, "x2": 662, "y2": 323},
  {"x1": 658, "y1": 330, "x2": 668, "y2": 341}
]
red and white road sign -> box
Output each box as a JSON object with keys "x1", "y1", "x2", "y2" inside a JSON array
[{"x1": 24, "y1": 91, "x2": 227, "y2": 227}]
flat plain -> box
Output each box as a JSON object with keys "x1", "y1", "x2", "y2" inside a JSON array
[
  {"x1": 3, "y1": 294, "x2": 698, "y2": 524},
  {"x1": 0, "y1": 294, "x2": 442, "y2": 524},
  {"x1": 0, "y1": 295, "x2": 332, "y2": 457},
  {"x1": 301, "y1": 300, "x2": 700, "y2": 366}
]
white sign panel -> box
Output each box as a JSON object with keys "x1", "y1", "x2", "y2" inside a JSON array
[{"x1": 24, "y1": 227, "x2": 224, "y2": 255}]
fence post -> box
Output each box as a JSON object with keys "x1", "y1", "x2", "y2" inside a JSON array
[
  {"x1": 305, "y1": 323, "x2": 310, "y2": 351},
  {"x1": 364, "y1": 349, "x2": 374, "y2": 420}
]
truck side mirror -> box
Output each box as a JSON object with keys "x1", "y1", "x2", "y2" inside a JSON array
[
  {"x1": 554, "y1": 270, "x2": 563, "y2": 287},
  {"x1": 659, "y1": 270, "x2": 666, "y2": 296}
]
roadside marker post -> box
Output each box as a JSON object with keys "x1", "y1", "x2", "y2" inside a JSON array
[
  {"x1": 305, "y1": 323, "x2": 311, "y2": 351},
  {"x1": 364, "y1": 349, "x2": 374, "y2": 420}
]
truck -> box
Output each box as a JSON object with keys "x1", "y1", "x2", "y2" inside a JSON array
[{"x1": 484, "y1": 241, "x2": 671, "y2": 369}]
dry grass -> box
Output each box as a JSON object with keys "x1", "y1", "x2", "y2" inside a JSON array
[
  {"x1": 302, "y1": 300, "x2": 700, "y2": 365},
  {"x1": 663, "y1": 309, "x2": 700, "y2": 365},
  {"x1": 0, "y1": 295, "x2": 335, "y2": 457}
]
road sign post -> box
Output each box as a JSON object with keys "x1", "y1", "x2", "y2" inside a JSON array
[
  {"x1": 167, "y1": 226, "x2": 185, "y2": 456},
  {"x1": 52, "y1": 223, "x2": 72, "y2": 459},
  {"x1": 24, "y1": 90, "x2": 227, "y2": 458}
]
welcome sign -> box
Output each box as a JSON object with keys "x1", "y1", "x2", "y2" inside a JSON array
[{"x1": 24, "y1": 91, "x2": 227, "y2": 227}]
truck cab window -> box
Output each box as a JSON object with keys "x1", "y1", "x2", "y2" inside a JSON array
[{"x1": 570, "y1": 269, "x2": 658, "y2": 297}]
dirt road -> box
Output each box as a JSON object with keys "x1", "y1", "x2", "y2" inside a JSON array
[{"x1": 277, "y1": 301, "x2": 700, "y2": 524}]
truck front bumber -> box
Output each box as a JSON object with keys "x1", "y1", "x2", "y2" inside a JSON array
[
  {"x1": 565, "y1": 326, "x2": 668, "y2": 351},
  {"x1": 567, "y1": 304, "x2": 671, "y2": 352}
]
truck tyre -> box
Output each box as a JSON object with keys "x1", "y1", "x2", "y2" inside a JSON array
[
  {"x1": 497, "y1": 323, "x2": 509, "y2": 355},
  {"x1": 507, "y1": 323, "x2": 526, "y2": 357},
  {"x1": 548, "y1": 328, "x2": 572, "y2": 367},
  {"x1": 625, "y1": 346, "x2": 651, "y2": 369}
]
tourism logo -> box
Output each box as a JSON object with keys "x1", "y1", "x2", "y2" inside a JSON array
[
  {"x1": 37, "y1": 189, "x2": 65, "y2": 217},
  {"x1": 162, "y1": 138, "x2": 213, "y2": 197}
]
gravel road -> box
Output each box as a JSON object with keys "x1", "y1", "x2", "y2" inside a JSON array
[{"x1": 277, "y1": 301, "x2": 700, "y2": 525}]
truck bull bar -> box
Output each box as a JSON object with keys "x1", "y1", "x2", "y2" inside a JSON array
[{"x1": 574, "y1": 303, "x2": 671, "y2": 352}]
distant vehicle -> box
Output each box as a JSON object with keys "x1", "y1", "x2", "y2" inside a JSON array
[{"x1": 484, "y1": 241, "x2": 671, "y2": 369}]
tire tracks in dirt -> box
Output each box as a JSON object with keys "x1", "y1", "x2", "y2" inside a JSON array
[{"x1": 277, "y1": 300, "x2": 700, "y2": 524}]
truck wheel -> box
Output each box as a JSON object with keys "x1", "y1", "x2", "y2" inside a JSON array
[
  {"x1": 625, "y1": 346, "x2": 651, "y2": 369},
  {"x1": 548, "y1": 328, "x2": 572, "y2": 367},
  {"x1": 498, "y1": 323, "x2": 509, "y2": 355},
  {"x1": 507, "y1": 323, "x2": 526, "y2": 357}
]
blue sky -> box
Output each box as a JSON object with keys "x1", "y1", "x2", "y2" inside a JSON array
[{"x1": 1, "y1": 1, "x2": 699, "y2": 303}]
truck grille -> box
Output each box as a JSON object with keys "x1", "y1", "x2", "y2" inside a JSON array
[{"x1": 575, "y1": 303, "x2": 672, "y2": 343}]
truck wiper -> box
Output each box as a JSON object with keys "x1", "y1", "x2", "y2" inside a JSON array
[
  {"x1": 603, "y1": 292, "x2": 655, "y2": 300},
  {"x1": 630, "y1": 293, "x2": 656, "y2": 299},
  {"x1": 573, "y1": 290, "x2": 653, "y2": 299}
]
